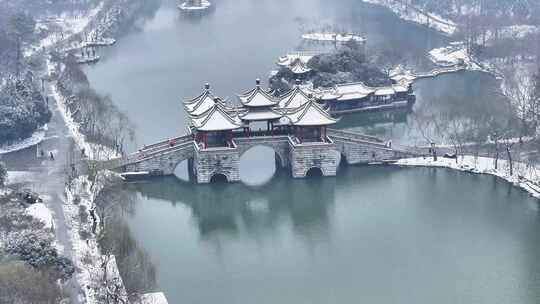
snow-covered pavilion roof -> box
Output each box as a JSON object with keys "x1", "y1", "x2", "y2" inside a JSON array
[
  {"x1": 289, "y1": 59, "x2": 312, "y2": 74},
  {"x1": 278, "y1": 85, "x2": 312, "y2": 108},
  {"x1": 375, "y1": 87, "x2": 395, "y2": 96},
  {"x1": 310, "y1": 87, "x2": 342, "y2": 101},
  {"x1": 336, "y1": 82, "x2": 374, "y2": 95},
  {"x1": 286, "y1": 100, "x2": 337, "y2": 127},
  {"x1": 393, "y1": 85, "x2": 409, "y2": 93},
  {"x1": 185, "y1": 95, "x2": 220, "y2": 116},
  {"x1": 276, "y1": 52, "x2": 317, "y2": 67},
  {"x1": 239, "y1": 108, "x2": 283, "y2": 121},
  {"x1": 238, "y1": 80, "x2": 279, "y2": 107},
  {"x1": 184, "y1": 84, "x2": 219, "y2": 114},
  {"x1": 190, "y1": 104, "x2": 242, "y2": 131}
]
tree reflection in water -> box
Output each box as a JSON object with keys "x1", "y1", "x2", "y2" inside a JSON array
[{"x1": 95, "y1": 187, "x2": 157, "y2": 297}]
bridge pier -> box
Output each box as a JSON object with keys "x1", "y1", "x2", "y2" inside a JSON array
[
  {"x1": 193, "y1": 145, "x2": 240, "y2": 184},
  {"x1": 289, "y1": 139, "x2": 339, "y2": 178}
]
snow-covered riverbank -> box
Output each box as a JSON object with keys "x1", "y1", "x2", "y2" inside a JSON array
[
  {"x1": 395, "y1": 156, "x2": 540, "y2": 199},
  {"x1": 27, "y1": 2, "x2": 105, "y2": 56},
  {"x1": 64, "y1": 174, "x2": 128, "y2": 303},
  {"x1": 362, "y1": 0, "x2": 457, "y2": 35},
  {"x1": 49, "y1": 68, "x2": 119, "y2": 161}
]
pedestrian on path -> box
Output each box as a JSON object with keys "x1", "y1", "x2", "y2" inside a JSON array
[{"x1": 50, "y1": 151, "x2": 55, "y2": 161}]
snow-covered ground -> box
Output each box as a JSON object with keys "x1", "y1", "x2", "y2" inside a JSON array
[
  {"x1": 64, "y1": 174, "x2": 128, "y2": 304},
  {"x1": 0, "y1": 127, "x2": 46, "y2": 155},
  {"x1": 362, "y1": 0, "x2": 457, "y2": 35},
  {"x1": 6, "y1": 171, "x2": 40, "y2": 184},
  {"x1": 27, "y1": 203, "x2": 54, "y2": 229},
  {"x1": 427, "y1": 41, "x2": 504, "y2": 79},
  {"x1": 389, "y1": 65, "x2": 417, "y2": 83},
  {"x1": 49, "y1": 62, "x2": 120, "y2": 161},
  {"x1": 26, "y1": 2, "x2": 105, "y2": 56},
  {"x1": 428, "y1": 42, "x2": 471, "y2": 67},
  {"x1": 136, "y1": 293, "x2": 169, "y2": 304},
  {"x1": 396, "y1": 156, "x2": 540, "y2": 199}
]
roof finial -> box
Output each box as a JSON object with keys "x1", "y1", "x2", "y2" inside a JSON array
[
  {"x1": 255, "y1": 78, "x2": 261, "y2": 86},
  {"x1": 204, "y1": 83, "x2": 210, "y2": 90}
]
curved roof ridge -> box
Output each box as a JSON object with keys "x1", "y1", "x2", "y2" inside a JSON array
[
  {"x1": 238, "y1": 84, "x2": 278, "y2": 107},
  {"x1": 279, "y1": 85, "x2": 312, "y2": 108},
  {"x1": 184, "y1": 88, "x2": 213, "y2": 104},
  {"x1": 288, "y1": 99, "x2": 337, "y2": 126}
]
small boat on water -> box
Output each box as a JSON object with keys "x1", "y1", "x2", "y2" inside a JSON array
[
  {"x1": 75, "y1": 55, "x2": 100, "y2": 65},
  {"x1": 178, "y1": 0, "x2": 212, "y2": 11},
  {"x1": 83, "y1": 38, "x2": 116, "y2": 47}
]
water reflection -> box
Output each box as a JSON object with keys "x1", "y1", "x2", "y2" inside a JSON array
[
  {"x1": 128, "y1": 170, "x2": 336, "y2": 243},
  {"x1": 343, "y1": 71, "x2": 513, "y2": 146},
  {"x1": 106, "y1": 166, "x2": 540, "y2": 304}
]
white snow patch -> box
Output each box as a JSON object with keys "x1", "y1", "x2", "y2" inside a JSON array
[
  {"x1": 6, "y1": 171, "x2": 39, "y2": 185},
  {"x1": 429, "y1": 43, "x2": 469, "y2": 67},
  {"x1": 49, "y1": 62, "x2": 119, "y2": 161},
  {"x1": 50, "y1": 80, "x2": 92, "y2": 159},
  {"x1": 137, "y1": 292, "x2": 169, "y2": 304},
  {"x1": 63, "y1": 174, "x2": 128, "y2": 304},
  {"x1": 362, "y1": 0, "x2": 457, "y2": 35},
  {"x1": 27, "y1": 203, "x2": 54, "y2": 229},
  {"x1": 26, "y1": 2, "x2": 105, "y2": 56},
  {"x1": 0, "y1": 127, "x2": 46, "y2": 155}
]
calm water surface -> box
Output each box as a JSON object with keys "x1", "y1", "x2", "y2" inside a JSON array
[
  {"x1": 86, "y1": 0, "x2": 540, "y2": 303},
  {"x1": 124, "y1": 167, "x2": 540, "y2": 304}
]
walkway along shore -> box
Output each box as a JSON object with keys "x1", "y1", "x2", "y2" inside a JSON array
[{"x1": 17, "y1": 1, "x2": 171, "y2": 302}]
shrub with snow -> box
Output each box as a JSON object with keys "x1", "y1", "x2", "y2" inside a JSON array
[{"x1": 6, "y1": 232, "x2": 75, "y2": 280}]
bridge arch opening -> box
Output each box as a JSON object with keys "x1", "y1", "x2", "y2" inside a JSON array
[
  {"x1": 210, "y1": 173, "x2": 229, "y2": 183},
  {"x1": 239, "y1": 145, "x2": 281, "y2": 186},
  {"x1": 173, "y1": 159, "x2": 191, "y2": 182},
  {"x1": 306, "y1": 167, "x2": 323, "y2": 178}
]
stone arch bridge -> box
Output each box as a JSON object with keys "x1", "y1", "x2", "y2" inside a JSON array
[{"x1": 104, "y1": 129, "x2": 419, "y2": 183}]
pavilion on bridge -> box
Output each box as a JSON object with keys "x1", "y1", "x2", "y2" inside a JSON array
[
  {"x1": 282, "y1": 98, "x2": 337, "y2": 144},
  {"x1": 184, "y1": 80, "x2": 338, "y2": 150},
  {"x1": 184, "y1": 84, "x2": 242, "y2": 149},
  {"x1": 237, "y1": 79, "x2": 283, "y2": 133},
  {"x1": 184, "y1": 83, "x2": 225, "y2": 116},
  {"x1": 277, "y1": 79, "x2": 313, "y2": 109}
]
